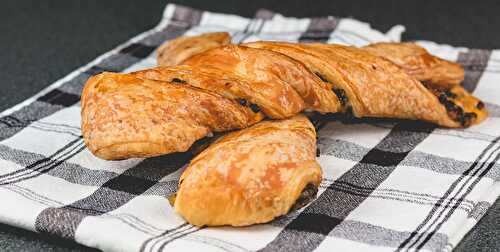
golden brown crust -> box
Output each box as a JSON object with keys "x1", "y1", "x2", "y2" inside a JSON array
[
  {"x1": 362, "y1": 42, "x2": 464, "y2": 88},
  {"x1": 173, "y1": 115, "x2": 322, "y2": 226},
  {"x1": 182, "y1": 45, "x2": 341, "y2": 114},
  {"x1": 81, "y1": 72, "x2": 263, "y2": 160},
  {"x1": 133, "y1": 64, "x2": 305, "y2": 119},
  {"x1": 83, "y1": 35, "x2": 488, "y2": 160},
  {"x1": 245, "y1": 41, "x2": 486, "y2": 127},
  {"x1": 157, "y1": 32, "x2": 231, "y2": 67},
  {"x1": 424, "y1": 85, "x2": 488, "y2": 127}
]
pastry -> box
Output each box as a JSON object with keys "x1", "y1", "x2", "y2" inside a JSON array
[
  {"x1": 132, "y1": 64, "x2": 306, "y2": 119},
  {"x1": 183, "y1": 45, "x2": 341, "y2": 114},
  {"x1": 362, "y1": 42, "x2": 464, "y2": 88},
  {"x1": 244, "y1": 41, "x2": 487, "y2": 127},
  {"x1": 171, "y1": 115, "x2": 322, "y2": 226},
  {"x1": 81, "y1": 72, "x2": 263, "y2": 160},
  {"x1": 80, "y1": 33, "x2": 489, "y2": 227}
]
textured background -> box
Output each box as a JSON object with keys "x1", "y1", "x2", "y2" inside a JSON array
[{"x1": 1, "y1": 0, "x2": 499, "y2": 251}]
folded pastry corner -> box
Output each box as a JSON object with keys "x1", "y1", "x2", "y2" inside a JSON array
[
  {"x1": 157, "y1": 32, "x2": 231, "y2": 67},
  {"x1": 171, "y1": 115, "x2": 322, "y2": 227},
  {"x1": 362, "y1": 42, "x2": 465, "y2": 88},
  {"x1": 81, "y1": 72, "x2": 263, "y2": 160}
]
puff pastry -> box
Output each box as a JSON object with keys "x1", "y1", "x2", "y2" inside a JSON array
[
  {"x1": 171, "y1": 115, "x2": 322, "y2": 226},
  {"x1": 82, "y1": 35, "x2": 488, "y2": 160},
  {"x1": 81, "y1": 72, "x2": 263, "y2": 160},
  {"x1": 244, "y1": 41, "x2": 487, "y2": 127},
  {"x1": 80, "y1": 33, "x2": 490, "y2": 227},
  {"x1": 132, "y1": 64, "x2": 306, "y2": 119}
]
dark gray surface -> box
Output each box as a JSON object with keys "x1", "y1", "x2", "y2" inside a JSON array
[{"x1": 0, "y1": 1, "x2": 499, "y2": 251}]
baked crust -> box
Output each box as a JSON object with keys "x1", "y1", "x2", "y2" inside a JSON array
[
  {"x1": 157, "y1": 32, "x2": 231, "y2": 67},
  {"x1": 81, "y1": 72, "x2": 263, "y2": 160},
  {"x1": 82, "y1": 36, "x2": 488, "y2": 160},
  {"x1": 244, "y1": 41, "x2": 486, "y2": 127},
  {"x1": 133, "y1": 63, "x2": 306, "y2": 119},
  {"x1": 183, "y1": 45, "x2": 341, "y2": 114},
  {"x1": 173, "y1": 115, "x2": 322, "y2": 226},
  {"x1": 362, "y1": 42, "x2": 464, "y2": 88}
]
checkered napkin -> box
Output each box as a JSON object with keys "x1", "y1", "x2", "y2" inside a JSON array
[{"x1": 0, "y1": 3, "x2": 499, "y2": 252}]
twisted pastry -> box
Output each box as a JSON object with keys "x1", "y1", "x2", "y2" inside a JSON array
[
  {"x1": 82, "y1": 33, "x2": 487, "y2": 160},
  {"x1": 244, "y1": 41, "x2": 486, "y2": 127}
]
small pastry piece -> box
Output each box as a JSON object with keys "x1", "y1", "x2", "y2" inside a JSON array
[
  {"x1": 157, "y1": 32, "x2": 231, "y2": 67},
  {"x1": 182, "y1": 45, "x2": 341, "y2": 114},
  {"x1": 81, "y1": 72, "x2": 263, "y2": 160},
  {"x1": 172, "y1": 115, "x2": 322, "y2": 227},
  {"x1": 245, "y1": 41, "x2": 487, "y2": 127},
  {"x1": 362, "y1": 42, "x2": 464, "y2": 88}
]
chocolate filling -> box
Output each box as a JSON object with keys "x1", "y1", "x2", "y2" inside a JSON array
[
  {"x1": 171, "y1": 78, "x2": 187, "y2": 84},
  {"x1": 314, "y1": 71, "x2": 330, "y2": 83},
  {"x1": 249, "y1": 103, "x2": 261, "y2": 113},
  {"x1": 237, "y1": 98, "x2": 248, "y2": 106},
  {"x1": 312, "y1": 71, "x2": 352, "y2": 112},
  {"x1": 236, "y1": 98, "x2": 261, "y2": 113},
  {"x1": 433, "y1": 88, "x2": 477, "y2": 127},
  {"x1": 444, "y1": 90, "x2": 457, "y2": 99},
  {"x1": 289, "y1": 183, "x2": 318, "y2": 212},
  {"x1": 332, "y1": 88, "x2": 349, "y2": 107},
  {"x1": 477, "y1": 101, "x2": 485, "y2": 110}
]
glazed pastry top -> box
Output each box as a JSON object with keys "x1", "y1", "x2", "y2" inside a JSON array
[{"x1": 173, "y1": 115, "x2": 322, "y2": 226}]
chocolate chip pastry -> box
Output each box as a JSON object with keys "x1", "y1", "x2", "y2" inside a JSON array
[
  {"x1": 172, "y1": 115, "x2": 322, "y2": 226},
  {"x1": 81, "y1": 32, "x2": 488, "y2": 227}
]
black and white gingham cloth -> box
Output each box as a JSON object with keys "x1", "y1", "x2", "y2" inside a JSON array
[{"x1": 0, "y1": 4, "x2": 499, "y2": 252}]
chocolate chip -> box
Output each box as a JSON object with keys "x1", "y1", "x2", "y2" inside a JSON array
[
  {"x1": 444, "y1": 90, "x2": 457, "y2": 98},
  {"x1": 314, "y1": 71, "x2": 330, "y2": 83},
  {"x1": 332, "y1": 88, "x2": 348, "y2": 107},
  {"x1": 237, "y1": 98, "x2": 248, "y2": 106},
  {"x1": 372, "y1": 65, "x2": 377, "y2": 70},
  {"x1": 449, "y1": 102, "x2": 463, "y2": 116},
  {"x1": 249, "y1": 103, "x2": 261, "y2": 113},
  {"x1": 476, "y1": 101, "x2": 485, "y2": 110},
  {"x1": 171, "y1": 78, "x2": 186, "y2": 84},
  {"x1": 439, "y1": 96, "x2": 461, "y2": 115},
  {"x1": 316, "y1": 147, "x2": 321, "y2": 157}
]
